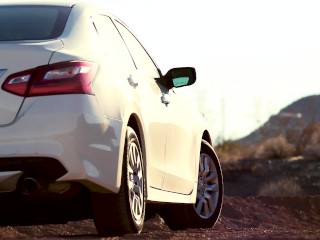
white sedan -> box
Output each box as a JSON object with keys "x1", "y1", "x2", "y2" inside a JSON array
[{"x1": 0, "y1": 0, "x2": 223, "y2": 236}]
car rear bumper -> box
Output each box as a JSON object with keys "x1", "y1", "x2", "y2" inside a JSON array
[{"x1": 0, "y1": 95, "x2": 123, "y2": 194}]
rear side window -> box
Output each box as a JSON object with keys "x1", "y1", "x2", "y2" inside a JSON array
[
  {"x1": 114, "y1": 21, "x2": 160, "y2": 78},
  {"x1": 0, "y1": 6, "x2": 71, "y2": 41},
  {"x1": 93, "y1": 15, "x2": 135, "y2": 72}
]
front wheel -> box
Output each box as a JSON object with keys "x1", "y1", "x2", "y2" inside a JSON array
[
  {"x1": 91, "y1": 126, "x2": 146, "y2": 236},
  {"x1": 160, "y1": 140, "x2": 223, "y2": 230}
]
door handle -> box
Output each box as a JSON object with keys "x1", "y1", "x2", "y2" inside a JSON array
[
  {"x1": 128, "y1": 75, "x2": 138, "y2": 88},
  {"x1": 161, "y1": 94, "x2": 170, "y2": 105}
]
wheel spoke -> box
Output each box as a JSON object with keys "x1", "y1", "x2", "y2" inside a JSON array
[
  {"x1": 130, "y1": 182, "x2": 142, "y2": 214},
  {"x1": 131, "y1": 191, "x2": 142, "y2": 217},
  {"x1": 134, "y1": 148, "x2": 140, "y2": 171},
  {"x1": 136, "y1": 159, "x2": 143, "y2": 180},
  {"x1": 207, "y1": 194, "x2": 215, "y2": 212},
  {"x1": 133, "y1": 146, "x2": 139, "y2": 171},
  {"x1": 128, "y1": 165, "x2": 134, "y2": 174},
  {"x1": 128, "y1": 179, "x2": 134, "y2": 189},
  {"x1": 205, "y1": 171, "x2": 217, "y2": 183},
  {"x1": 133, "y1": 195, "x2": 137, "y2": 213},
  {"x1": 133, "y1": 183, "x2": 141, "y2": 195},
  {"x1": 135, "y1": 195, "x2": 142, "y2": 214},
  {"x1": 203, "y1": 200, "x2": 209, "y2": 217},
  {"x1": 201, "y1": 156, "x2": 210, "y2": 177},
  {"x1": 195, "y1": 196, "x2": 205, "y2": 215},
  {"x1": 199, "y1": 155, "x2": 204, "y2": 174},
  {"x1": 206, "y1": 183, "x2": 218, "y2": 192},
  {"x1": 136, "y1": 152, "x2": 141, "y2": 169},
  {"x1": 130, "y1": 146, "x2": 134, "y2": 163}
]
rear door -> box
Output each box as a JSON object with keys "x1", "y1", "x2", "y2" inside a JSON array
[{"x1": 114, "y1": 21, "x2": 168, "y2": 190}]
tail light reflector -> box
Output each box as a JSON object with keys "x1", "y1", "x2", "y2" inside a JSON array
[{"x1": 2, "y1": 61, "x2": 98, "y2": 97}]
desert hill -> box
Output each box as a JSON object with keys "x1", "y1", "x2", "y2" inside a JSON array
[{"x1": 237, "y1": 95, "x2": 320, "y2": 147}]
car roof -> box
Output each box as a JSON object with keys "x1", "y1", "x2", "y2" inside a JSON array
[
  {"x1": 0, "y1": 0, "x2": 116, "y2": 17},
  {"x1": 0, "y1": 0, "x2": 82, "y2": 7}
]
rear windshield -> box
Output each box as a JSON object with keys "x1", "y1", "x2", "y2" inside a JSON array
[{"x1": 0, "y1": 6, "x2": 71, "y2": 41}]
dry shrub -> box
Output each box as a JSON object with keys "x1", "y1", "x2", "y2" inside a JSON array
[
  {"x1": 215, "y1": 140, "x2": 250, "y2": 163},
  {"x1": 302, "y1": 144, "x2": 320, "y2": 159},
  {"x1": 298, "y1": 123, "x2": 320, "y2": 159},
  {"x1": 254, "y1": 135, "x2": 296, "y2": 160},
  {"x1": 258, "y1": 178, "x2": 303, "y2": 196}
]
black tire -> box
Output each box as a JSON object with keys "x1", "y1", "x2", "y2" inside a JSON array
[
  {"x1": 160, "y1": 140, "x2": 223, "y2": 230},
  {"x1": 92, "y1": 126, "x2": 146, "y2": 236}
]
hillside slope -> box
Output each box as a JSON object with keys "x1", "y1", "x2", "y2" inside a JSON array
[{"x1": 238, "y1": 95, "x2": 320, "y2": 146}]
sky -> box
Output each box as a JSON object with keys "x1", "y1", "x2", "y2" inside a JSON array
[{"x1": 97, "y1": 0, "x2": 320, "y2": 142}]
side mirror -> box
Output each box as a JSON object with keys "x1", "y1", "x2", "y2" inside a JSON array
[{"x1": 160, "y1": 67, "x2": 196, "y2": 89}]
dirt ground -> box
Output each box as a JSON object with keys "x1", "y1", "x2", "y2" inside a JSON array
[{"x1": 1, "y1": 157, "x2": 319, "y2": 239}]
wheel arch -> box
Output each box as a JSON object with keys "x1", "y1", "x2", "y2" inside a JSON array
[
  {"x1": 126, "y1": 114, "x2": 149, "y2": 197},
  {"x1": 127, "y1": 114, "x2": 146, "y2": 162},
  {"x1": 193, "y1": 130, "x2": 220, "y2": 184},
  {"x1": 201, "y1": 130, "x2": 212, "y2": 146},
  {"x1": 201, "y1": 139, "x2": 219, "y2": 161},
  {"x1": 201, "y1": 130, "x2": 220, "y2": 167}
]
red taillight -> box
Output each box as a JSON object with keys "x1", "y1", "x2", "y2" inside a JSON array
[{"x1": 2, "y1": 61, "x2": 98, "y2": 97}]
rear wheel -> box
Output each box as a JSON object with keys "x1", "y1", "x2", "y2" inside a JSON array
[
  {"x1": 160, "y1": 140, "x2": 223, "y2": 230},
  {"x1": 92, "y1": 126, "x2": 146, "y2": 236}
]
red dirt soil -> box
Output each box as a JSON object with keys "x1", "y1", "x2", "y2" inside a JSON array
[
  {"x1": 0, "y1": 195, "x2": 319, "y2": 239},
  {"x1": 1, "y1": 158, "x2": 319, "y2": 239}
]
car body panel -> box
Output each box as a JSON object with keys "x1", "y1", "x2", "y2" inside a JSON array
[
  {"x1": 0, "y1": 95, "x2": 123, "y2": 193},
  {"x1": 0, "y1": 0, "x2": 76, "y2": 7},
  {"x1": 162, "y1": 90, "x2": 199, "y2": 194},
  {"x1": 132, "y1": 72, "x2": 168, "y2": 190}
]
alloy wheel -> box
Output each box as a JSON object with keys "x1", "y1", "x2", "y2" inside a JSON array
[
  {"x1": 194, "y1": 153, "x2": 220, "y2": 219},
  {"x1": 127, "y1": 141, "x2": 144, "y2": 221}
]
